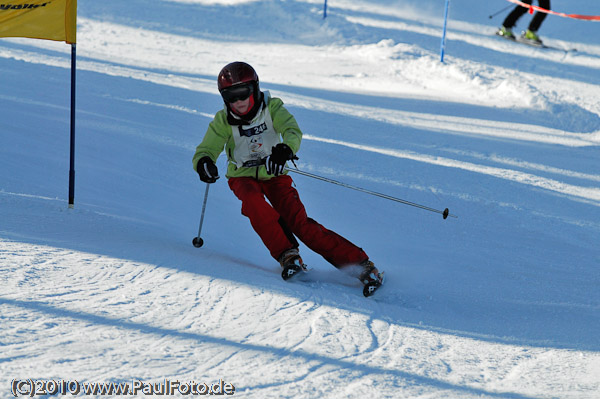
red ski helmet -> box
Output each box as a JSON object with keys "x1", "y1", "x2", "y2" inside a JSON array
[
  {"x1": 217, "y1": 62, "x2": 262, "y2": 120},
  {"x1": 217, "y1": 61, "x2": 259, "y2": 94}
]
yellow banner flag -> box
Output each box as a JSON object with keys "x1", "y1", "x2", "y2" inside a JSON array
[{"x1": 0, "y1": 0, "x2": 77, "y2": 43}]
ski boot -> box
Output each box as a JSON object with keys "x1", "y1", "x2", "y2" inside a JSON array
[
  {"x1": 279, "y1": 248, "x2": 308, "y2": 281},
  {"x1": 496, "y1": 26, "x2": 516, "y2": 40},
  {"x1": 358, "y1": 260, "x2": 384, "y2": 297},
  {"x1": 521, "y1": 29, "x2": 543, "y2": 45}
]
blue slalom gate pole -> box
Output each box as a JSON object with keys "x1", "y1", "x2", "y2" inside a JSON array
[
  {"x1": 68, "y1": 43, "x2": 76, "y2": 208},
  {"x1": 323, "y1": 0, "x2": 327, "y2": 19},
  {"x1": 440, "y1": 0, "x2": 450, "y2": 62}
]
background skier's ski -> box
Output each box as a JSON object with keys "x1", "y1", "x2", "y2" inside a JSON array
[{"x1": 495, "y1": 31, "x2": 576, "y2": 52}]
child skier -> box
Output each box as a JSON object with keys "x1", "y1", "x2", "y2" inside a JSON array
[{"x1": 192, "y1": 61, "x2": 382, "y2": 292}]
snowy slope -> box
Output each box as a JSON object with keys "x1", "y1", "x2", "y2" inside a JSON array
[{"x1": 1, "y1": 0, "x2": 599, "y2": 398}]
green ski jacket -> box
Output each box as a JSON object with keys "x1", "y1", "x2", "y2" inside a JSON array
[{"x1": 193, "y1": 92, "x2": 302, "y2": 180}]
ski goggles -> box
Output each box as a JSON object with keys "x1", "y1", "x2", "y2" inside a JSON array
[{"x1": 220, "y1": 83, "x2": 254, "y2": 103}]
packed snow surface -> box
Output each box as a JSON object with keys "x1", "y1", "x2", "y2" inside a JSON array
[{"x1": 1, "y1": 0, "x2": 599, "y2": 398}]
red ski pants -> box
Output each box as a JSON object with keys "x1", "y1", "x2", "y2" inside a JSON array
[{"x1": 228, "y1": 175, "x2": 368, "y2": 268}]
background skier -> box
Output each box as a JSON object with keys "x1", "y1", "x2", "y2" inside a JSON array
[{"x1": 497, "y1": 0, "x2": 551, "y2": 44}]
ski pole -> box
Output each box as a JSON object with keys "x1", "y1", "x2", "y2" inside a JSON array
[
  {"x1": 192, "y1": 182, "x2": 211, "y2": 247},
  {"x1": 489, "y1": 4, "x2": 513, "y2": 19},
  {"x1": 285, "y1": 167, "x2": 457, "y2": 220}
]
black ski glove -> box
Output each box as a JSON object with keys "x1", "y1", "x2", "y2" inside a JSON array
[
  {"x1": 196, "y1": 156, "x2": 219, "y2": 183},
  {"x1": 266, "y1": 143, "x2": 295, "y2": 176}
]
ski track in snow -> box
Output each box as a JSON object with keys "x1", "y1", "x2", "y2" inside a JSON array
[
  {"x1": 1, "y1": 0, "x2": 600, "y2": 398},
  {"x1": 2, "y1": 239, "x2": 599, "y2": 399},
  {"x1": 302, "y1": 134, "x2": 600, "y2": 204}
]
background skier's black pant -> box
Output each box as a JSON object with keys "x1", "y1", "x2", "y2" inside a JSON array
[{"x1": 503, "y1": 0, "x2": 550, "y2": 32}]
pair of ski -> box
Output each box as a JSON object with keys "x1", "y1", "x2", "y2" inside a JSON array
[
  {"x1": 281, "y1": 263, "x2": 385, "y2": 297},
  {"x1": 495, "y1": 31, "x2": 576, "y2": 52}
]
